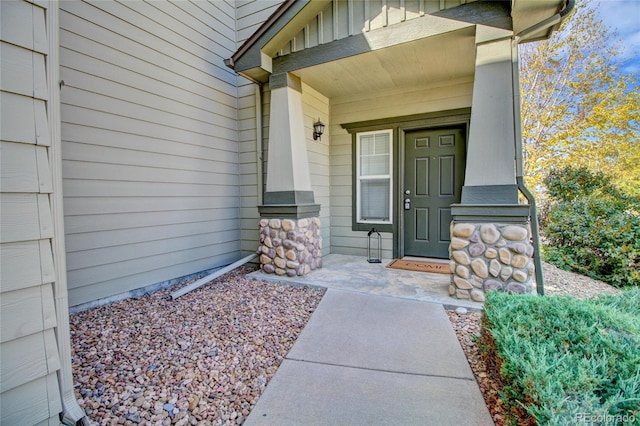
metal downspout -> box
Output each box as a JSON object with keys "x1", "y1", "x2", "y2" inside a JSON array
[
  {"x1": 511, "y1": 0, "x2": 575, "y2": 296},
  {"x1": 171, "y1": 83, "x2": 265, "y2": 300},
  {"x1": 255, "y1": 84, "x2": 264, "y2": 206}
]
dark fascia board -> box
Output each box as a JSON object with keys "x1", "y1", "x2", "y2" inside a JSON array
[
  {"x1": 226, "y1": 0, "x2": 330, "y2": 75},
  {"x1": 224, "y1": 0, "x2": 297, "y2": 70},
  {"x1": 341, "y1": 108, "x2": 472, "y2": 134}
]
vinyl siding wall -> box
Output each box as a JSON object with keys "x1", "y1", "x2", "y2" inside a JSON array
[
  {"x1": 329, "y1": 77, "x2": 474, "y2": 258},
  {"x1": 236, "y1": 0, "x2": 284, "y2": 255},
  {"x1": 0, "y1": 1, "x2": 64, "y2": 423},
  {"x1": 59, "y1": 0, "x2": 244, "y2": 306}
]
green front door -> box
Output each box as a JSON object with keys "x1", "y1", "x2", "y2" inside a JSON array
[{"x1": 403, "y1": 127, "x2": 465, "y2": 258}]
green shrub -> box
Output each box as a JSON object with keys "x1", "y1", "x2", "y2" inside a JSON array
[
  {"x1": 541, "y1": 167, "x2": 640, "y2": 287},
  {"x1": 482, "y1": 289, "x2": 640, "y2": 425}
]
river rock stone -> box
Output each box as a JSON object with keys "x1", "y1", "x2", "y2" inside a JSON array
[
  {"x1": 450, "y1": 237, "x2": 470, "y2": 250},
  {"x1": 499, "y1": 248, "x2": 512, "y2": 265},
  {"x1": 454, "y1": 276, "x2": 473, "y2": 290},
  {"x1": 471, "y1": 275, "x2": 484, "y2": 288},
  {"x1": 485, "y1": 248, "x2": 498, "y2": 259},
  {"x1": 470, "y1": 258, "x2": 489, "y2": 278},
  {"x1": 274, "y1": 258, "x2": 286, "y2": 269},
  {"x1": 506, "y1": 282, "x2": 527, "y2": 294},
  {"x1": 455, "y1": 265, "x2": 470, "y2": 279},
  {"x1": 275, "y1": 246, "x2": 285, "y2": 258},
  {"x1": 285, "y1": 250, "x2": 297, "y2": 261},
  {"x1": 512, "y1": 254, "x2": 529, "y2": 269},
  {"x1": 448, "y1": 285, "x2": 456, "y2": 296},
  {"x1": 269, "y1": 219, "x2": 281, "y2": 229},
  {"x1": 282, "y1": 219, "x2": 295, "y2": 232},
  {"x1": 480, "y1": 224, "x2": 500, "y2": 244},
  {"x1": 470, "y1": 289, "x2": 485, "y2": 302},
  {"x1": 263, "y1": 237, "x2": 273, "y2": 248},
  {"x1": 489, "y1": 259, "x2": 501, "y2": 277},
  {"x1": 484, "y1": 279, "x2": 503, "y2": 292},
  {"x1": 509, "y1": 243, "x2": 527, "y2": 254},
  {"x1": 453, "y1": 223, "x2": 476, "y2": 238},
  {"x1": 262, "y1": 263, "x2": 275, "y2": 274},
  {"x1": 452, "y1": 250, "x2": 471, "y2": 265},
  {"x1": 503, "y1": 225, "x2": 528, "y2": 241},
  {"x1": 456, "y1": 289, "x2": 470, "y2": 299},
  {"x1": 513, "y1": 270, "x2": 528, "y2": 283},
  {"x1": 500, "y1": 266, "x2": 513, "y2": 281},
  {"x1": 469, "y1": 243, "x2": 486, "y2": 257}
]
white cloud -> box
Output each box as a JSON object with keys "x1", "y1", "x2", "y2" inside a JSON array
[{"x1": 596, "y1": 0, "x2": 640, "y2": 73}]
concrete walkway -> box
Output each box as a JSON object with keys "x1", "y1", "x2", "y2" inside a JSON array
[{"x1": 245, "y1": 290, "x2": 493, "y2": 425}]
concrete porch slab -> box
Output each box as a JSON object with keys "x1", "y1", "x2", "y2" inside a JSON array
[{"x1": 247, "y1": 253, "x2": 484, "y2": 310}]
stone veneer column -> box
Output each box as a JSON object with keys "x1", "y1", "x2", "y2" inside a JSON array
[
  {"x1": 258, "y1": 72, "x2": 321, "y2": 276},
  {"x1": 448, "y1": 222, "x2": 535, "y2": 302},
  {"x1": 448, "y1": 26, "x2": 537, "y2": 301},
  {"x1": 259, "y1": 218, "x2": 322, "y2": 276}
]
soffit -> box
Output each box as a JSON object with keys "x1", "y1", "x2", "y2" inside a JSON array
[
  {"x1": 511, "y1": 0, "x2": 565, "y2": 36},
  {"x1": 291, "y1": 26, "x2": 476, "y2": 99}
]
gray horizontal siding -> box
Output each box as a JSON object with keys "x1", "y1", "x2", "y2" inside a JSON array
[
  {"x1": 1, "y1": 1, "x2": 64, "y2": 423},
  {"x1": 60, "y1": 0, "x2": 243, "y2": 306},
  {"x1": 329, "y1": 78, "x2": 473, "y2": 258},
  {"x1": 236, "y1": 1, "x2": 284, "y2": 255}
]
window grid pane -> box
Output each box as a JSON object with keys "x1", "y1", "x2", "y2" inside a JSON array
[{"x1": 357, "y1": 130, "x2": 393, "y2": 224}]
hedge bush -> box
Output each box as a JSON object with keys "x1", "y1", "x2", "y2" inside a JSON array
[
  {"x1": 481, "y1": 289, "x2": 640, "y2": 425},
  {"x1": 541, "y1": 167, "x2": 640, "y2": 287}
]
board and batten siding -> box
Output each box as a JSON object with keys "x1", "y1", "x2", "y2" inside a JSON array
[
  {"x1": 329, "y1": 77, "x2": 474, "y2": 258},
  {"x1": 59, "y1": 0, "x2": 244, "y2": 306},
  {"x1": 1, "y1": 1, "x2": 67, "y2": 424},
  {"x1": 277, "y1": 0, "x2": 476, "y2": 57}
]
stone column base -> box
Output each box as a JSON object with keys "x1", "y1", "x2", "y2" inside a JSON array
[
  {"x1": 259, "y1": 217, "x2": 322, "y2": 276},
  {"x1": 448, "y1": 222, "x2": 535, "y2": 302}
]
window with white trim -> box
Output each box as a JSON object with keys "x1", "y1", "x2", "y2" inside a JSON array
[{"x1": 356, "y1": 130, "x2": 393, "y2": 224}]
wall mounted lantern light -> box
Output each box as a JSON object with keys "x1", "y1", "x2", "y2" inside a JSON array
[{"x1": 313, "y1": 118, "x2": 325, "y2": 141}]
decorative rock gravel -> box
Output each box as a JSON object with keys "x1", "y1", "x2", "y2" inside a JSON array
[{"x1": 70, "y1": 267, "x2": 325, "y2": 425}]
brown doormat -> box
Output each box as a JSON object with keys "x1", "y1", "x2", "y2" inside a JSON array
[{"x1": 386, "y1": 259, "x2": 450, "y2": 274}]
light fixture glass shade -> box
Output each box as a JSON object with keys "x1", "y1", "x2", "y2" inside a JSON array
[{"x1": 313, "y1": 119, "x2": 325, "y2": 140}]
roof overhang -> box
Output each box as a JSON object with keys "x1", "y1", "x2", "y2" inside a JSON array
[
  {"x1": 225, "y1": 0, "x2": 332, "y2": 83},
  {"x1": 511, "y1": 0, "x2": 569, "y2": 41},
  {"x1": 226, "y1": 0, "x2": 567, "y2": 92}
]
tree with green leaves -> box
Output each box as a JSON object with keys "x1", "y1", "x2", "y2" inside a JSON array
[{"x1": 519, "y1": 0, "x2": 640, "y2": 198}]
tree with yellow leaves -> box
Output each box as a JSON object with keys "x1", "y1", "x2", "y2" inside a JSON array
[{"x1": 519, "y1": 0, "x2": 639, "y2": 199}]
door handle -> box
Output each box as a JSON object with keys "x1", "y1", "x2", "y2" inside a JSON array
[{"x1": 404, "y1": 198, "x2": 411, "y2": 210}]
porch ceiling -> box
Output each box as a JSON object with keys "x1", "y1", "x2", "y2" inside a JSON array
[{"x1": 291, "y1": 26, "x2": 476, "y2": 99}]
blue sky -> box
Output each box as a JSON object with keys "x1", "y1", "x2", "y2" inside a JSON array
[{"x1": 597, "y1": 0, "x2": 640, "y2": 74}]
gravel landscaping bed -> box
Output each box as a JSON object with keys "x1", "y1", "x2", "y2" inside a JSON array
[
  {"x1": 447, "y1": 262, "x2": 623, "y2": 425},
  {"x1": 71, "y1": 260, "x2": 622, "y2": 425},
  {"x1": 70, "y1": 266, "x2": 324, "y2": 425}
]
